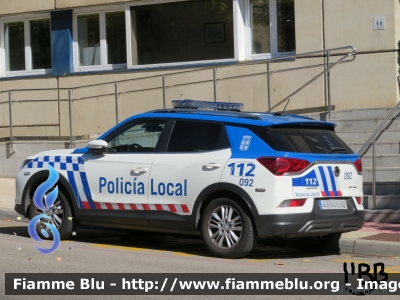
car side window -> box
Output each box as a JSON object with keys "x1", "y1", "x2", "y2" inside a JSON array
[
  {"x1": 107, "y1": 120, "x2": 166, "y2": 153},
  {"x1": 167, "y1": 120, "x2": 229, "y2": 152}
]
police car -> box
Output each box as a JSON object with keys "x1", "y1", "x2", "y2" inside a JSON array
[{"x1": 15, "y1": 100, "x2": 364, "y2": 258}]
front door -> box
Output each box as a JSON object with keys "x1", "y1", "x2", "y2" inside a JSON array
[{"x1": 83, "y1": 119, "x2": 168, "y2": 226}]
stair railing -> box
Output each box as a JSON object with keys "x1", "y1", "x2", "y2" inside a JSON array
[
  {"x1": 266, "y1": 46, "x2": 356, "y2": 118},
  {"x1": 358, "y1": 76, "x2": 400, "y2": 208},
  {"x1": 0, "y1": 46, "x2": 356, "y2": 152}
]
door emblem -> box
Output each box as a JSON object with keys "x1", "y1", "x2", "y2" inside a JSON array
[
  {"x1": 239, "y1": 135, "x2": 252, "y2": 151},
  {"x1": 334, "y1": 166, "x2": 341, "y2": 177}
]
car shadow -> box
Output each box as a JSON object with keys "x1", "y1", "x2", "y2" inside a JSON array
[
  {"x1": 0, "y1": 224, "x2": 338, "y2": 260},
  {"x1": 0, "y1": 223, "x2": 30, "y2": 237}
]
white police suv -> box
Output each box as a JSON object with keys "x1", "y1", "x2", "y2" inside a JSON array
[{"x1": 15, "y1": 100, "x2": 364, "y2": 258}]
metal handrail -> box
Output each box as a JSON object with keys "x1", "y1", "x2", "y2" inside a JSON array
[
  {"x1": 0, "y1": 46, "x2": 355, "y2": 95},
  {"x1": 357, "y1": 76, "x2": 400, "y2": 209},
  {"x1": 1, "y1": 46, "x2": 357, "y2": 152},
  {"x1": 358, "y1": 97, "x2": 400, "y2": 156},
  {"x1": 267, "y1": 51, "x2": 356, "y2": 114},
  {"x1": 0, "y1": 47, "x2": 356, "y2": 108}
]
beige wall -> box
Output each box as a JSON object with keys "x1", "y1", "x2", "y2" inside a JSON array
[
  {"x1": 268, "y1": 57, "x2": 326, "y2": 111},
  {"x1": 0, "y1": 53, "x2": 379, "y2": 138},
  {"x1": 0, "y1": 0, "x2": 399, "y2": 139},
  {"x1": 295, "y1": 0, "x2": 323, "y2": 53},
  {"x1": 330, "y1": 52, "x2": 398, "y2": 110},
  {"x1": 0, "y1": 0, "x2": 131, "y2": 15},
  {"x1": 55, "y1": 0, "x2": 131, "y2": 9},
  {"x1": 0, "y1": 79, "x2": 59, "y2": 132},
  {"x1": 324, "y1": 0, "x2": 397, "y2": 51},
  {"x1": 0, "y1": 0, "x2": 54, "y2": 16},
  {"x1": 294, "y1": 0, "x2": 398, "y2": 52}
]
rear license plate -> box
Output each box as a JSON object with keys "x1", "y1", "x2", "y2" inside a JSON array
[{"x1": 318, "y1": 199, "x2": 347, "y2": 210}]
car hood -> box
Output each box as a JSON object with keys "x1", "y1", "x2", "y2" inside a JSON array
[{"x1": 26, "y1": 149, "x2": 80, "y2": 160}]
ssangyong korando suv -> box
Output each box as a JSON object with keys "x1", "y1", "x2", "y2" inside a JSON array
[{"x1": 15, "y1": 100, "x2": 364, "y2": 258}]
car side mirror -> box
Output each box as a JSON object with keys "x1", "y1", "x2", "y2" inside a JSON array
[{"x1": 88, "y1": 140, "x2": 108, "y2": 154}]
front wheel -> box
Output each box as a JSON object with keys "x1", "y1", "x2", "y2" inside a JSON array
[
  {"x1": 29, "y1": 187, "x2": 76, "y2": 239},
  {"x1": 200, "y1": 198, "x2": 254, "y2": 258}
]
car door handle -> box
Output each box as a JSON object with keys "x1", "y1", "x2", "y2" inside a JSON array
[
  {"x1": 132, "y1": 167, "x2": 148, "y2": 173},
  {"x1": 203, "y1": 163, "x2": 222, "y2": 169}
]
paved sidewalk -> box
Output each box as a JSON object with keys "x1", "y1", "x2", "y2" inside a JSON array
[
  {"x1": 0, "y1": 177, "x2": 15, "y2": 210},
  {"x1": 340, "y1": 222, "x2": 400, "y2": 257},
  {"x1": 1, "y1": 177, "x2": 400, "y2": 257}
]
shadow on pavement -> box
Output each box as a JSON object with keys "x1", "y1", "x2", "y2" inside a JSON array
[{"x1": 0, "y1": 222, "x2": 337, "y2": 260}]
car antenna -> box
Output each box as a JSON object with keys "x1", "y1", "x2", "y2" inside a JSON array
[{"x1": 273, "y1": 98, "x2": 291, "y2": 116}]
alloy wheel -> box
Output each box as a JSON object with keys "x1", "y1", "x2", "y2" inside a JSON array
[{"x1": 208, "y1": 205, "x2": 243, "y2": 249}]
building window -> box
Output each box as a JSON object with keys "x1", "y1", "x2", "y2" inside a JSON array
[
  {"x1": 77, "y1": 14, "x2": 101, "y2": 66},
  {"x1": 106, "y1": 12, "x2": 127, "y2": 65},
  {"x1": 74, "y1": 6, "x2": 127, "y2": 71},
  {"x1": 249, "y1": 0, "x2": 295, "y2": 57},
  {"x1": 129, "y1": 0, "x2": 234, "y2": 66},
  {"x1": 73, "y1": 1, "x2": 236, "y2": 72},
  {"x1": 1, "y1": 14, "x2": 51, "y2": 76}
]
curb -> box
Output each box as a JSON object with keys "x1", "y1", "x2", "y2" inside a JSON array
[{"x1": 340, "y1": 238, "x2": 400, "y2": 257}]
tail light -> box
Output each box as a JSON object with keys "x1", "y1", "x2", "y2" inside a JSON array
[
  {"x1": 278, "y1": 199, "x2": 307, "y2": 208},
  {"x1": 355, "y1": 197, "x2": 362, "y2": 205},
  {"x1": 257, "y1": 157, "x2": 310, "y2": 176},
  {"x1": 353, "y1": 158, "x2": 362, "y2": 174}
]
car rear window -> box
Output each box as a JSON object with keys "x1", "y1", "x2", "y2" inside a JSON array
[{"x1": 260, "y1": 126, "x2": 353, "y2": 154}]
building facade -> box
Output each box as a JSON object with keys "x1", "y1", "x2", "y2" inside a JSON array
[{"x1": 0, "y1": 0, "x2": 399, "y2": 138}]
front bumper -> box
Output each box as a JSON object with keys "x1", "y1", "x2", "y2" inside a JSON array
[
  {"x1": 255, "y1": 198, "x2": 364, "y2": 238},
  {"x1": 14, "y1": 203, "x2": 26, "y2": 216}
]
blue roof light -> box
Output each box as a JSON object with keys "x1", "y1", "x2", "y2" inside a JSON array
[{"x1": 172, "y1": 99, "x2": 244, "y2": 111}]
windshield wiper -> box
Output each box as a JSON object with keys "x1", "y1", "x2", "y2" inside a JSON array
[{"x1": 330, "y1": 147, "x2": 347, "y2": 152}]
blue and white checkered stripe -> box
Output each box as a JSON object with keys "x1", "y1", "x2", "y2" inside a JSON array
[{"x1": 26, "y1": 156, "x2": 94, "y2": 209}]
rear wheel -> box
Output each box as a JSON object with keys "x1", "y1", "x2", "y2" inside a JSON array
[
  {"x1": 29, "y1": 187, "x2": 76, "y2": 239},
  {"x1": 200, "y1": 198, "x2": 254, "y2": 258}
]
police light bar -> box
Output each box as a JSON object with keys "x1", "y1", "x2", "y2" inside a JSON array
[{"x1": 172, "y1": 99, "x2": 243, "y2": 111}]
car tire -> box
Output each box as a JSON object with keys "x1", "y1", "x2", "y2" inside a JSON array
[
  {"x1": 200, "y1": 198, "x2": 254, "y2": 258},
  {"x1": 29, "y1": 187, "x2": 76, "y2": 240},
  {"x1": 299, "y1": 232, "x2": 342, "y2": 253}
]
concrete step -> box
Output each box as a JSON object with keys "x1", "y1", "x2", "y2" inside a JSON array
[
  {"x1": 362, "y1": 154, "x2": 400, "y2": 168},
  {"x1": 347, "y1": 141, "x2": 400, "y2": 154},
  {"x1": 363, "y1": 182, "x2": 400, "y2": 196},
  {"x1": 362, "y1": 195, "x2": 400, "y2": 210},
  {"x1": 364, "y1": 209, "x2": 400, "y2": 224},
  {"x1": 362, "y1": 167, "x2": 400, "y2": 182},
  {"x1": 333, "y1": 118, "x2": 400, "y2": 132},
  {"x1": 306, "y1": 107, "x2": 397, "y2": 121},
  {"x1": 337, "y1": 130, "x2": 400, "y2": 143}
]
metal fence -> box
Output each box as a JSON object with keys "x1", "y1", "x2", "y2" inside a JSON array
[{"x1": 0, "y1": 46, "x2": 356, "y2": 152}]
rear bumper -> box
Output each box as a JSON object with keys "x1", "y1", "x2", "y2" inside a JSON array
[
  {"x1": 255, "y1": 198, "x2": 364, "y2": 238},
  {"x1": 255, "y1": 211, "x2": 364, "y2": 238}
]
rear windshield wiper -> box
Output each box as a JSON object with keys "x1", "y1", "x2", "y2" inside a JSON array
[{"x1": 330, "y1": 147, "x2": 348, "y2": 152}]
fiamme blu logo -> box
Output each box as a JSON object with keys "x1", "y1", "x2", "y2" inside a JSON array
[{"x1": 27, "y1": 165, "x2": 61, "y2": 254}]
